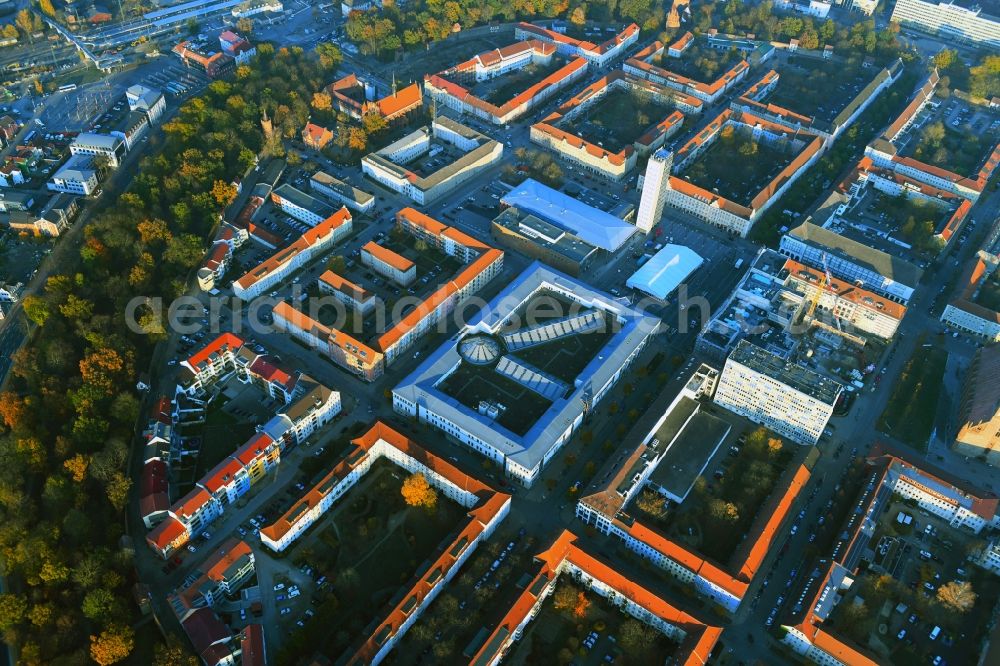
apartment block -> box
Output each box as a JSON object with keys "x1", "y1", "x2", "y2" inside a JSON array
[
  {"x1": 469, "y1": 530, "x2": 722, "y2": 666},
  {"x1": 783, "y1": 450, "x2": 999, "y2": 665},
  {"x1": 270, "y1": 183, "x2": 335, "y2": 226},
  {"x1": 866, "y1": 69, "x2": 1000, "y2": 203},
  {"x1": 233, "y1": 207, "x2": 352, "y2": 300},
  {"x1": 513, "y1": 22, "x2": 639, "y2": 67},
  {"x1": 273, "y1": 209, "x2": 504, "y2": 380},
  {"x1": 310, "y1": 171, "x2": 374, "y2": 213},
  {"x1": 891, "y1": 0, "x2": 1000, "y2": 48},
  {"x1": 361, "y1": 116, "x2": 502, "y2": 205},
  {"x1": 424, "y1": 40, "x2": 587, "y2": 125},
  {"x1": 530, "y1": 71, "x2": 695, "y2": 181},
  {"x1": 360, "y1": 241, "x2": 416, "y2": 286},
  {"x1": 714, "y1": 340, "x2": 842, "y2": 445},
  {"x1": 261, "y1": 422, "x2": 510, "y2": 666},
  {"x1": 779, "y1": 222, "x2": 923, "y2": 304},
  {"x1": 955, "y1": 345, "x2": 1000, "y2": 466},
  {"x1": 317, "y1": 270, "x2": 379, "y2": 314},
  {"x1": 625, "y1": 37, "x2": 749, "y2": 104}
]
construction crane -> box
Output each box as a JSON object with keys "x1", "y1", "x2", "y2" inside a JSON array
[
  {"x1": 805, "y1": 252, "x2": 829, "y2": 321},
  {"x1": 805, "y1": 253, "x2": 843, "y2": 331}
]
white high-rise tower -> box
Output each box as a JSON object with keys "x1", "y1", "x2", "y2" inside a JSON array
[{"x1": 635, "y1": 149, "x2": 673, "y2": 234}]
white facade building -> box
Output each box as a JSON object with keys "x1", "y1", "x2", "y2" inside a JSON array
[
  {"x1": 70, "y1": 133, "x2": 127, "y2": 168},
  {"x1": 891, "y1": 0, "x2": 1000, "y2": 49},
  {"x1": 635, "y1": 149, "x2": 673, "y2": 233},
  {"x1": 714, "y1": 340, "x2": 842, "y2": 445}
]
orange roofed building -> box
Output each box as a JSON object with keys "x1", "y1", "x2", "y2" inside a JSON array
[
  {"x1": 531, "y1": 70, "x2": 700, "y2": 181},
  {"x1": 233, "y1": 206, "x2": 353, "y2": 300},
  {"x1": 468, "y1": 530, "x2": 722, "y2": 666},
  {"x1": 781, "y1": 448, "x2": 999, "y2": 664},
  {"x1": 424, "y1": 40, "x2": 588, "y2": 125},
  {"x1": 624, "y1": 38, "x2": 749, "y2": 105},
  {"x1": 663, "y1": 108, "x2": 826, "y2": 237},
  {"x1": 867, "y1": 69, "x2": 1000, "y2": 203},
  {"x1": 327, "y1": 73, "x2": 423, "y2": 123},
  {"x1": 301, "y1": 122, "x2": 334, "y2": 150},
  {"x1": 259, "y1": 422, "x2": 510, "y2": 665},
  {"x1": 513, "y1": 22, "x2": 639, "y2": 67},
  {"x1": 575, "y1": 366, "x2": 812, "y2": 613},
  {"x1": 272, "y1": 208, "x2": 503, "y2": 381}
]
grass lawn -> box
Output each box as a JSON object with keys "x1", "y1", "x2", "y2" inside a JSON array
[
  {"x1": 682, "y1": 129, "x2": 796, "y2": 204},
  {"x1": 562, "y1": 88, "x2": 677, "y2": 153},
  {"x1": 877, "y1": 346, "x2": 948, "y2": 451},
  {"x1": 285, "y1": 462, "x2": 467, "y2": 660},
  {"x1": 477, "y1": 59, "x2": 567, "y2": 105},
  {"x1": 769, "y1": 58, "x2": 871, "y2": 124},
  {"x1": 654, "y1": 43, "x2": 743, "y2": 84},
  {"x1": 437, "y1": 361, "x2": 553, "y2": 436}
]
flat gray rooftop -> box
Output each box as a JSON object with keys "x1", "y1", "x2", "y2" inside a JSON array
[
  {"x1": 393, "y1": 261, "x2": 661, "y2": 475},
  {"x1": 649, "y1": 408, "x2": 731, "y2": 501},
  {"x1": 729, "y1": 339, "x2": 842, "y2": 405}
]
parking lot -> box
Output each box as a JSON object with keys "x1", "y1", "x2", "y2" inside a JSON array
[{"x1": 825, "y1": 499, "x2": 1000, "y2": 665}]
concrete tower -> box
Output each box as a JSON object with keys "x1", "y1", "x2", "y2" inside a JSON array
[{"x1": 635, "y1": 149, "x2": 673, "y2": 234}]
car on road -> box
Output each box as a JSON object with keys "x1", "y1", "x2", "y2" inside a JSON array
[
  {"x1": 274, "y1": 583, "x2": 285, "y2": 591},
  {"x1": 280, "y1": 607, "x2": 291, "y2": 616}
]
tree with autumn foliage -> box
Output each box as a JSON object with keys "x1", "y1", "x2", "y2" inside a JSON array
[
  {"x1": 90, "y1": 625, "x2": 134, "y2": 665},
  {"x1": 937, "y1": 580, "x2": 976, "y2": 613},
  {"x1": 401, "y1": 473, "x2": 438, "y2": 510}
]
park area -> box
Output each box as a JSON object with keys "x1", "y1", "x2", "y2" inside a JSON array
[
  {"x1": 561, "y1": 88, "x2": 678, "y2": 153},
  {"x1": 681, "y1": 126, "x2": 799, "y2": 204},
  {"x1": 629, "y1": 427, "x2": 792, "y2": 565},
  {"x1": 768, "y1": 56, "x2": 873, "y2": 124},
  {"x1": 877, "y1": 344, "x2": 947, "y2": 451},
  {"x1": 654, "y1": 42, "x2": 743, "y2": 85},
  {"x1": 504, "y1": 578, "x2": 678, "y2": 665},
  {"x1": 902, "y1": 121, "x2": 998, "y2": 176},
  {"x1": 279, "y1": 461, "x2": 467, "y2": 659}
]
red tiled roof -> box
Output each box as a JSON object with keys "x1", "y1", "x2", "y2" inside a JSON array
[
  {"x1": 240, "y1": 625, "x2": 266, "y2": 666},
  {"x1": 235, "y1": 208, "x2": 352, "y2": 291},
  {"x1": 362, "y1": 241, "x2": 414, "y2": 273},
  {"x1": 377, "y1": 83, "x2": 422, "y2": 119},
  {"x1": 784, "y1": 258, "x2": 908, "y2": 319},
  {"x1": 319, "y1": 270, "x2": 374, "y2": 302},
  {"x1": 187, "y1": 332, "x2": 244, "y2": 371},
  {"x1": 147, "y1": 515, "x2": 187, "y2": 551},
  {"x1": 141, "y1": 460, "x2": 169, "y2": 496},
  {"x1": 233, "y1": 433, "x2": 275, "y2": 466},
  {"x1": 149, "y1": 395, "x2": 172, "y2": 425},
  {"x1": 175, "y1": 487, "x2": 214, "y2": 520},
  {"x1": 181, "y1": 608, "x2": 232, "y2": 656},
  {"x1": 201, "y1": 456, "x2": 246, "y2": 493},
  {"x1": 338, "y1": 423, "x2": 510, "y2": 664},
  {"x1": 202, "y1": 538, "x2": 252, "y2": 583},
  {"x1": 470, "y1": 530, "x2": 723, "y2": 666},
  {"x1": 249, "y1": 356, "x2": 296, "y2": 392}
]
